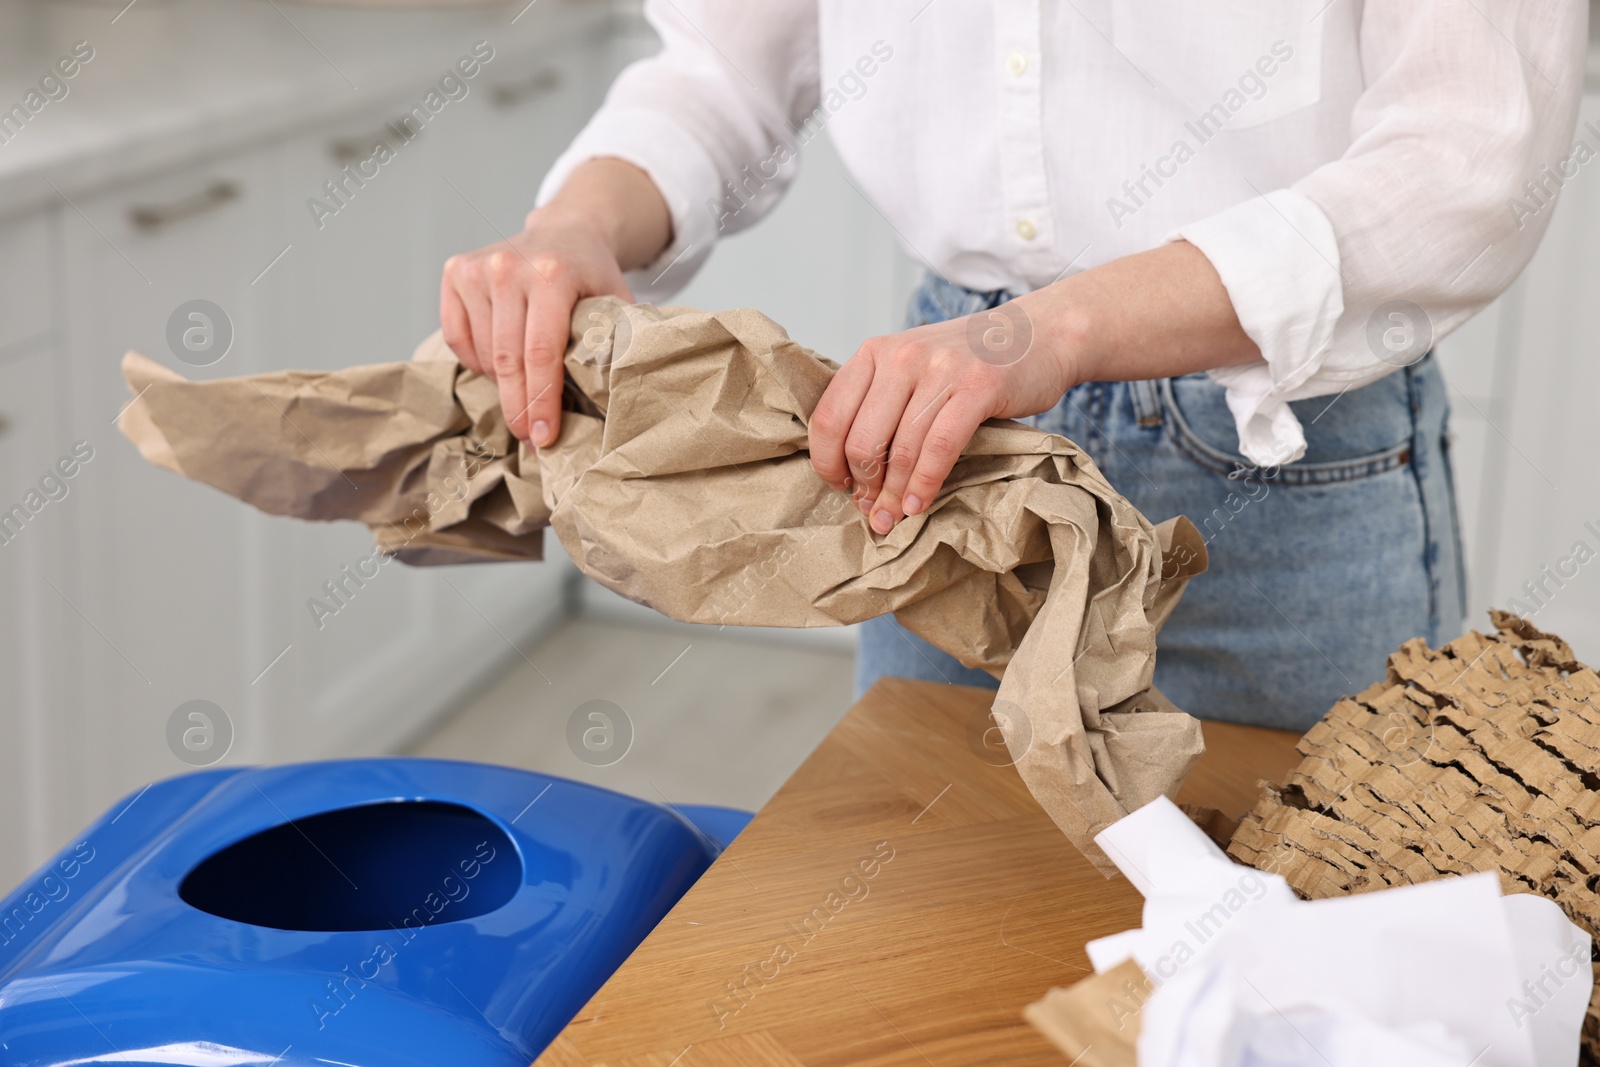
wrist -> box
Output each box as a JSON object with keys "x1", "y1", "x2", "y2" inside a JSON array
[
  {"x1": 523, "y1": 196, "x2": 616, "y2": 257},
  {"x1": 530, "y1": 157, "x2": 672, "y2": 272},
  {"x1": 1017, "y1": 284, "x2": 1102, "y2": 395}
]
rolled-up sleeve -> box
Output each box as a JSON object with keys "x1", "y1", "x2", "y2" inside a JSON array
[
  {"x1": 536, "y1": 0, "x2": 820, "y2": 301},
  {"x1": 1171, "y1": 1, "x2": 1587, "y2": 467}
]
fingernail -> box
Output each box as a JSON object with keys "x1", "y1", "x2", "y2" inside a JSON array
[
  {"x1": 531, "y1": 420, "x2": 550, "y2": 447},
  {"x1": 871, "y1": 509, "x2": 894, "y2": 534},
  {"x1": 904, "y1": 494, "x2": 924, "y2": 515},
  {"x1": 842, "y1": 477, "x2": 853, "y2": 493},
  {"x1": 856, "y1": 495, "x2": 872, "y2": 515}
]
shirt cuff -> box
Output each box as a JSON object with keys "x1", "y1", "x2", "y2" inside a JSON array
[
  {"x1": 536, "y1": 107, "x2": 723, "y2": 303},
  {"x1": 1167, "y1": 189, "x2": 1345, "y2": 467}
]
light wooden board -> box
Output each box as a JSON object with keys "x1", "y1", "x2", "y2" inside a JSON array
[{"x1": 533, "y1": 678, "x2": 1302, "y2": 1067}]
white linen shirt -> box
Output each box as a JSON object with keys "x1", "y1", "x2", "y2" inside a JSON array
[{"x1": 538, "y1": 0, "x2": 1587, "y2": 466}]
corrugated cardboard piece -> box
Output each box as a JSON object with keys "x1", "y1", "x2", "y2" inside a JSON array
[
  {"x1": 1228, "y1": 610, "x2": 1600, "y2": 1065},
  {"x1": 118, "y1": 298, "x2": 1208, "y2": 872}
]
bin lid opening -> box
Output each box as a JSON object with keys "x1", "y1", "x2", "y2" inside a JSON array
[{"x1": 179, "y1": 800, "x2": 522, "y2": 931}]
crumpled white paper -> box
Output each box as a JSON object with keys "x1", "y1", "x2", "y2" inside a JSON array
[{"x1": 1088, "y1": 797, "x2": 1593, "y2": 1067}]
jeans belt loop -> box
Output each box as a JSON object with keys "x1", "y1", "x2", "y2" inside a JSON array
[{"x1": 1131, "y1": 378, "x2": 1163, "y2": 428}]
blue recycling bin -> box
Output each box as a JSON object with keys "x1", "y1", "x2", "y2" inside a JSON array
[{"x1": 0, "y1": 759, "x2": 750, "y2": 1066}]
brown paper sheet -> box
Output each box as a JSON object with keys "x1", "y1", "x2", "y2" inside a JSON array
[
  {"x1": 1227, "y1": 610, "x2": 1600, "y2": 1064},
  {"x1": 119, "y1": 298, "x2": 1207, "y2": 871},
  {"x1": 1024, "y1": 957, "x2": 1150, "y2": 1067}
]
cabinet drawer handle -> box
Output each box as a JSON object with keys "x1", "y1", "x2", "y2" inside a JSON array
[
  {"x1": 129, "y1": 180, "x2": 240, "y2": 232},
  {"x1": 329, "y1": 124, "x2": 407, "y2": 165},
  {"x1": 492, "y1": 68, "x2": 561, "y2": 109}
]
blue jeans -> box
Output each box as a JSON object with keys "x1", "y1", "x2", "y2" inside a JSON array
[{"x1": 856, "y1": 274, "x2": 1467, "y2": 731}]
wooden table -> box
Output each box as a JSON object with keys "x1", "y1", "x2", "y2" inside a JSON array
[{"x1": 534, "y1": 679, "x2": 1302, "y2": 1067}]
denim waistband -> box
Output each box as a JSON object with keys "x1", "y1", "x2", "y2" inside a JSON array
[{"x1": 914, "y1": 272, "x2": 1020, "y2": 325}]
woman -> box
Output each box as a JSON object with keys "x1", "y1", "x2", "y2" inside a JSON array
[{"x1": 440, "y1": 2, "x2": 1584, "y2": 729}]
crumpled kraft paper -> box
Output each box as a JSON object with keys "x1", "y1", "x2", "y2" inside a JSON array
[
  {"x1": 1025, "y1": 957, "x2": 1149, "y2": 1067},
  {"x1": 118, "y1": 298, "x2": 1208, "y2": 871}
]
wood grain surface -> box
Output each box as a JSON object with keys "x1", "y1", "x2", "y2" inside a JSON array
[{"x1": 533, "y1": 678, "x2": 1302, "y2": 1067}]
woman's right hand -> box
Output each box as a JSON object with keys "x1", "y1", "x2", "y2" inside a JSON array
[{"x1": 439, "y1": 158, "x2": 672, "y2": 447}]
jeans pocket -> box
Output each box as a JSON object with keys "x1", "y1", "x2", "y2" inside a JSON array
[{"x1": 1159, "y1": 374, "x2": 1413, "y2": 486}]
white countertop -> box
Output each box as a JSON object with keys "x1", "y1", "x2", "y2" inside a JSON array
[{"x1": 0, "y1": 0, "x2": 615, "y2": 221}]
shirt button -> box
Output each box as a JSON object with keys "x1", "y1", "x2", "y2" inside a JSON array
[
  {"x1": 1015, "y1": 218, "x2": 1037, "y2": 241},
  {"x1": 1005, "y1": 51, "x2": 1028, "y2": 76}
]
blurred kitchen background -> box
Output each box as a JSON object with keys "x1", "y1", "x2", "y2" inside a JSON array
[{"x1": 1, "y1": 0, "x2": 1598, "y2": 886}]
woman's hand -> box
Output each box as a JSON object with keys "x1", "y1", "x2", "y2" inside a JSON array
[
  {"x1": 441, "y1": 219, "x2": 631, "y2": 445},
  {"x1": 439, "y1": 158, "x2": 672, "y2": 446},
  {"x1": 809, "y1": 241, "x2": 1262, "y2": 534},
  {"x1": 808, "y1": 305, "x2": 1084, "y2": 534}
]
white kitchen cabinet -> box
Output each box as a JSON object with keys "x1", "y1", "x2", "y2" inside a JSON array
[
  {"x1": 259, "y1": 104, "x2": 445, "y2": 371},
  {"x1": 247, "y1": 76, "x2": 580, "y2": 765},
  {"x1": 57, "y1": 146, "x2": 282, "y2": 827},
  {"x1": 0, "y1": 1, "x2": 623, "y2": 887},
  {"x1": 0, "y1": 212, "x2": 52, "y2": 358},
  {"x1": 1434, "y1": 287, "x2": 1508, "y2": 612},
  {"x1": 1436, "y1": 93, "x2": 1600, "y2": 662},
  {"x1": 429, "y1": 43, "x2": 605, "y2": 250},
  {"x1": 0, "y1": 342, "x2": 70, "y2": 886},
  {"x1": 250, "y1": 107, "x2": 472, "y2": 764},
  {"x1": 0, "y1": 208, "x2": 86, "y2": 887},
  {"x1": 39, "y1": 34, "x2": 612, "y2": 867}
]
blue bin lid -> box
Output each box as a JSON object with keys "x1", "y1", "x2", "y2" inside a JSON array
[{"x1": 0, "y1": 758, "x2": 743, "y2": 1066}]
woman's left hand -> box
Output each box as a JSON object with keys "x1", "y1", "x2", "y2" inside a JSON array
[
  {"x1": 807, "y1": 242, "x2": 1263, "y2": 535},
  {"x1": 807, "y1": 301, "x2": 1082, "y2": 534}
]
